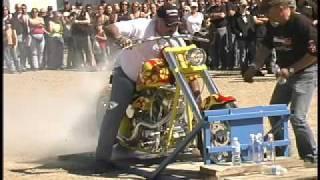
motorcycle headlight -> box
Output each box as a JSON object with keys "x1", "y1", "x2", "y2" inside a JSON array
[{"x1": 185, "y1": 48, "x2": 207, "y2": 66}]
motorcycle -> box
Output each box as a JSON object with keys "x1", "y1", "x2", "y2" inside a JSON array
[{"x1": 96, "y1": 34, "x2": 237, "y2": 162}]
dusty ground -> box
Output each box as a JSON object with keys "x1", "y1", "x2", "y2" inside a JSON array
[{"x1": 3, "y1": 70, "x2": 318, "y2": 179}]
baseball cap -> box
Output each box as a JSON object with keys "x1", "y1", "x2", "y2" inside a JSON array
[
  {"x1": 259, "y1": 0, "x2": 291, "y2": 13},
  {"x1": 239, "y1": 0, "x2": 248, "y2": 6},
  {"x1": 190, "y1": 2, "x2": 198, "y2": 7},
  {"x1": 157, "y1": 3, "x2": 181, "y2": 26}
]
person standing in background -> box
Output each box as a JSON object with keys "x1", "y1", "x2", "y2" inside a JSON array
[
  {"x1": 118, "y1": 0, "x2": 131, "y2": 21},
  {"x1": 3, "y1": 19, "x2": 21, "y2": 73},
  {"x1": 185, "y1": 2, "x2": 204, "y2": 35},
  {"x1": 230, "y1": 0, "x2": 256, "y2": 75},
  {"x1": 93, "y1": 24, "x2": 108, "y2": 71},
  {"x1": 72, "y1": 8, "x2": 96, "y2": 71},
  {"x1": 29, "y1": 8, "x2": 47, "y2": 71},
  {"x1": 46, "y1": 12, "x2": 64, "y2": 70},
  {"x1": 11, "y1": 4, "x2": 25, "y2": 71},
  {"x1": 207, "y1": 0, "x2": 229, "y2": 70}
]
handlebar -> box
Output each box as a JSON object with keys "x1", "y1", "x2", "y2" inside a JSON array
[{"x1": 122, "y1": 34, "x2": 210, "y2": 49}]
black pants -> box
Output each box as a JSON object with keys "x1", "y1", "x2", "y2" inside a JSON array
[{"x1": 237, "y1": 38, "x2": 256, "y2": 74}]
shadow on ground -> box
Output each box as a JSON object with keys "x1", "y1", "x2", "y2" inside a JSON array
[{"x1": 9, "y1": 146, "x2": 204, "y2": 180}]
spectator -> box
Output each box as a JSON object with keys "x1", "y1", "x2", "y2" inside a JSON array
[
  {"x1": 47, "y1": 11, "x2": 64, "y2": 70},
  {"x1": 105, "y1": 4, "x2": 118, "y2": 24},
  {"x1": 19, "y1": 4, "x2": 32, "y2": 71},
  {"x1": 3, "y1": 6, "x2": 12, "y2": 27},
  {"x1": 207, "y1": 0, "x2": 229, "y2": 70},
  {"x1": 230, "y1": 0, "x2": 256, "y2": 74},
  {"x1": 250, "y1": 0, "x2": 273, "y2": 74},
  {"x1": 224, "y1": 0, "x2": 238, "y2": 70},
  {"x1": 149, "y1": 3, "x2": 158, "y2": 18},
  {"x1": 3, "y1": 19, "x2": 20, "y2": 73},
  {"x1": 113, "y1": 3, "x2": 121, "y2": 15},
  {"x1": 179, "y1": 5, "x2": 191, "y2": 34},
  {"x1": 198, "y1": 0, "x2": 207, "y2": 14},
  {"x1": 63, "y1": 1, "x2": 72, "y2": 12},
  {"x1": 141, "y1": 3, "x2": 151, "y2": 18},
  {"x1": 95, "y1": 5, "x2": 109, "y2": 26},
  {"x1": 296, "y1": 0, "x2": 318, "y2": 26},
  {"x1": 129, "y1": 1, "x2": 142, "y2": 19},
  {"x1": 93, "y1": 24, "x2": 108, "y2": 70},
  {"x1": 63, "y1": 11, "x2": 75, "y2": 69},
  {"x1": 118, "y1": 0, "x2": 131, "y2": 21},
  {"x1": 185, "y1": 2, "x2": 204, "y2": 35},
  {"x1": 29, "y1": 8, "x2": 46, "y2": 70},
  {"x1": 71, "y1": 8, "x2": 96, "y2": 70}
]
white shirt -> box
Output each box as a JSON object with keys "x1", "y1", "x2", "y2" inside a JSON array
[
  {"x1": 113, "y1": 18, "x2": 184, "y2": 81},
  {"x1": 185, "y1": 12, "x2": 204, "y2": 34}
]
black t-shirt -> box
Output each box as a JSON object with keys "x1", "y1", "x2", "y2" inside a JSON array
[
  {"x1": 72, "y1": 12, "x2": 91, "y2": 36},
  {"x1": 249, "y1": 4, "x2": 267, "y2": 38},
  {"x1": 297, "y1": 0, "x2": 318, "y2": 20},
  {"x1": 262, "y1": 13, "x2": 317, "y2": 68},
  {"x1": 11, "y1": 13, "x2": 26, "y2": 35},
  {"x1": 208, "y1": 4, "x2": 228, "y2": 28}
]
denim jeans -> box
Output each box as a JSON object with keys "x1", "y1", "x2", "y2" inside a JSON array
[
  {"x1": 17, "y1": 34, "x2": 32, "y2": 69},
  {"x1": 3, "y1": 45, "x2": 20, "y2": 72},
  {"x1": 30, "y1": 34, "x2": 45, "y2": 69},
  {"x1": 269, "y1": 64, "x2": 317, "y2": 159},
  {"x1": 211, "y1": 26, "x2": 229, "y2": 69},
  {"x1": 96, "y1": 67, "x2": 136, "y2": 161}
]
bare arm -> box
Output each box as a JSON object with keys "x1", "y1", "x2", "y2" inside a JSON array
[
  {"x1": 96, "y1": 33, "x2": 107, "y2": 41},
  {"x1": 74, "y1": 12, "x2": 91, "y2": 24}
]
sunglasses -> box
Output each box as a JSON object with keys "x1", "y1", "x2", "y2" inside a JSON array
[{"x1": 166, "y1": 22, "x2": 179, "y2": 28}]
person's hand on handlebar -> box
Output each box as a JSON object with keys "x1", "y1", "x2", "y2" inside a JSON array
[{"x1": 116, "y1": 36, "x2": 133, "y2": 49}]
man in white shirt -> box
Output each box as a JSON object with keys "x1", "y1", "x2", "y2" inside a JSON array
[{"x1": 95, "y1": 3, "x2": 182, "y2": 172}]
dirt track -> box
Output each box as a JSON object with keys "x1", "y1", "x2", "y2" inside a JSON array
[{"x1": 3, "y1": 70, "x2": 318, "y2": 179}]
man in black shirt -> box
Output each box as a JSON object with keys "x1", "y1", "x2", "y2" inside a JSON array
[
  {"x1": 243, "y1": 0, "x2": 317, "y2": 165},
  {"x1": 207, "y1": 0, "x2": 229, "y2": 70}
]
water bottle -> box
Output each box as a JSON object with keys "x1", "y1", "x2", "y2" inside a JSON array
[
  {"x1": 232, "y1": 137, "x2": 241, "y2": 166},
  {"x1": 262, "y1": 165, "x2": 288, "y2": 175},
  {"x1": 266, "y1": 133, "x2": 276, "y2": 164},
  {"x1": 271, "y1": 63, "x2": 287, "y2": 84},
  {"x1": 254, "y1": 133, "x2": 264, "y2": 163},
  {"x1": 247, "y1": 134, "x2": 255, "y2": 162}
]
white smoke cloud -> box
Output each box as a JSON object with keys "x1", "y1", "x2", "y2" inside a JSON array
[{"x1": 3, "y1": 70, "x2": 112, "y2": 160}]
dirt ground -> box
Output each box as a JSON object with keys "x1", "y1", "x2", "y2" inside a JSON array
[{"x1": 3, "y1": 70, "x2": 318, "y2": 179}]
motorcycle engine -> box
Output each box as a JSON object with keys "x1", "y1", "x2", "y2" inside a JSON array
[{"x1": 120, "y1": 88, "x2": 186, "y2": 153}]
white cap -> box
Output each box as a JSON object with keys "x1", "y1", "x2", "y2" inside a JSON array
[{"x1": 190, "y1": 2, "x2": 198, "y2": 7}]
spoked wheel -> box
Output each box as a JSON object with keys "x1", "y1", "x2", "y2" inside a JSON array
[{"x1": 197, "y1": 102, "x2": 237, "y2": 163}]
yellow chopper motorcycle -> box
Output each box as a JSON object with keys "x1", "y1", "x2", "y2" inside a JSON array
[{"x1": 96, "y1": 34, "x2": 237, "y2": 163}]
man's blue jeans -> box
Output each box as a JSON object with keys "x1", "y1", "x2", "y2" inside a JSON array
[
  {"x1": 96, "y1": 67, "x2": 136, "y2": 161},
  {"x1": 270, "y1": 64, "x2": 317, "y2": 159}
]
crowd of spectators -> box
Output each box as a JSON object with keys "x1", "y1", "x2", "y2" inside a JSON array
[{"x1": 3, "y1": 0, "x2": 318, "y2": 74}]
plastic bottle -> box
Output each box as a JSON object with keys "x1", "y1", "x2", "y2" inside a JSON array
[
  {"x1": 262, "y1": 165, "x2": 288, "y2": 175},
  {"x1": 254, "y1": 133, "x2": 264, "y2": 163},
  {"x1": 232, "y1": 137, "x2": 241, "y2": 166},
  {"x1": 247, "y1": 134, "x2": 255, "y2": 162},
  {"x1": 266, "y1": 133, "x2": 276, "y2": 163}
]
